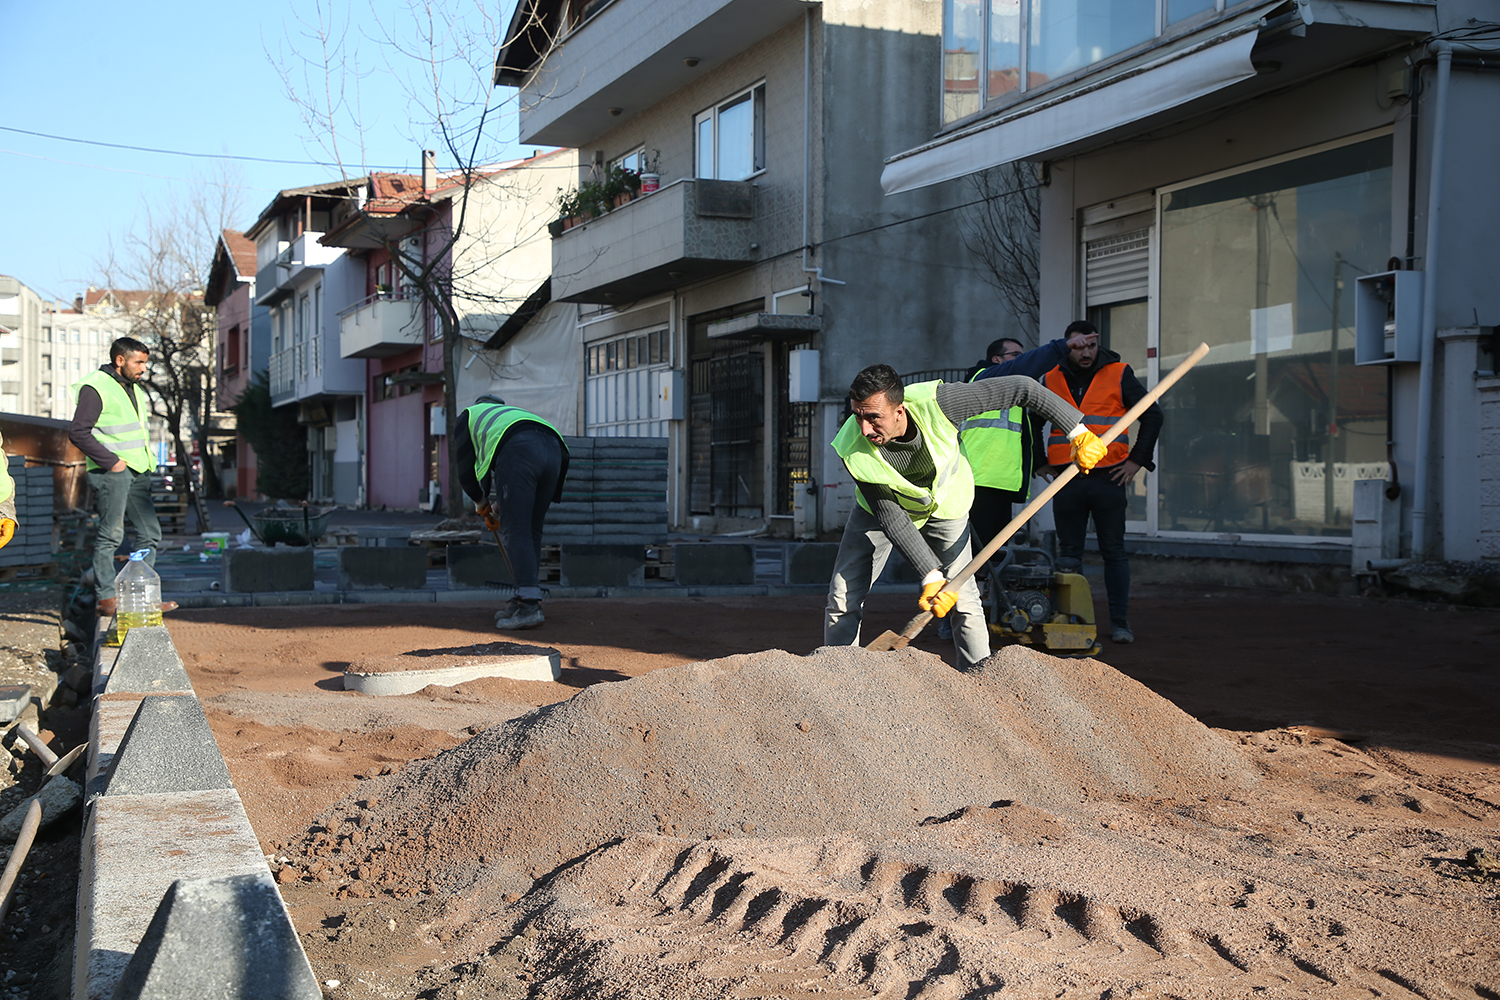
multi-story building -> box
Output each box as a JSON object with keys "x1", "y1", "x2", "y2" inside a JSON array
[
  {"x1": 495, "y1": 0, "x2": 1014, "y2": 534},
  {"x1": 245, "y1": 180, "x2": 367, "y2": 505},
  {"x1": 204, "y1": 230, "x2": 271, "y2": 498},
  {"x1": 320, "y1": 149, "x2": 579, "y2": 510},
  {"x1": 883, "y1": 0, "x2": 1499, "y2": 565},
  {"x1": 0, "y1": 276, "x2": 44, "y2": 415}
]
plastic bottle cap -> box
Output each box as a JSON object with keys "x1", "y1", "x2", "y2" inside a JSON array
[{"x1": 129, "y1": 549, "x2": 151, "y2": 561}]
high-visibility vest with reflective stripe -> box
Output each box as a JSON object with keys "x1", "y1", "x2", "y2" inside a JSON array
[
  {"x1": 466, "y1": 403, "x2": 567, "y2": 481},
  {"x1": 72, "y1": 370, "x2": 155, "y2": 473},
  {"x1": 0, "y1": 432, "x2": 12, "y2": 505},
  {"x1": 831, "y1": 381, "x2": 973, "y2": 528},
  {"x1": 958, "y1": 369, "x2": 1025, "y2": 492},
  {"x1": 1043, "y1": 363, "x2": 1131, "y2": 466}
]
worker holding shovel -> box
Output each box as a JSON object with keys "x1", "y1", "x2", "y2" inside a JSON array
[
  {"x1": 825, "y1": 364, "x2": 1107, "y2": 671},
  {"x1": 455, "y1": 395, "x2": 570, "y2": 631}
]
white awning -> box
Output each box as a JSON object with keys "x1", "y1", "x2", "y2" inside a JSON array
[{"x1": 882, "y1": 14, "x2": 1267, "y2": 196}]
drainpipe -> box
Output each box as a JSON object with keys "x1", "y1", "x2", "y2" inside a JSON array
[
  {"x1": 1410, "y1": 41, "x2": 1452, "y2": 561},
  {"x1": 802, "y1": 7, "x2": 844, "y2": 291}
]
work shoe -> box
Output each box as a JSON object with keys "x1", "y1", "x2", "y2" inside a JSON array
[
  {"x1": 495, "y1": 600, "x2": 545, "y2": 631},
  {"x1": 1110, "y1": 621, "x2": 1134, "y2": 644}
]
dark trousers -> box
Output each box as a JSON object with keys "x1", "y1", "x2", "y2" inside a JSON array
[
  {"x1": 1052, "y1": 469, "x2": 1130, "y2": 626},
  {"x1": 491, "y1": 427, "x2": 563, "y2": 602},
  {"x1": 969, "y1": 485, "x2": 1018, "y2": 557}
]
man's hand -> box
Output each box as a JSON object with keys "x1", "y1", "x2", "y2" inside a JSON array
[
  {"x1": 0, "y1": 518, "x2": 14, "y2": 549},
  {"x1": 110, "y1": 458, "x2": 127, "y2": 472},
  {"x1": 1065, "y1": 331, "x2": 1093, "y2": 351},
  {"x1": 476, "y1": 500, "x2": 501, "y2": 533},
  {"x1": 1109, "y1": 459, "x2": 1142, "y2": 486},
  {"x1": 918, "y1": 578, "x2": 958, "y2": 618},
  {"x1": 1070, "y1": 430, "x2": 1107, "y2": 472}
]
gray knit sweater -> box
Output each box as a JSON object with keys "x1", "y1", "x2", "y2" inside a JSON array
[{"x1": 855, "y1": 377, "x2": 1083, "y2": 578}]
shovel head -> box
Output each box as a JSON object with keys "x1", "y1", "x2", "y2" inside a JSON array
[{"x1": 864, "y1": 610, "x2": 934, "y2": 652}]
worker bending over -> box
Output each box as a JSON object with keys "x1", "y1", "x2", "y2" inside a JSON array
[
  {"x1": 0, "y1": 431, "x2": 15, "y2": 550},
  {"x1": 825, "y1": 364, "x2": 1105, "y2": 671},
  {"x1": 455, "y1": 395, "x2": 570, "y2": 631}
]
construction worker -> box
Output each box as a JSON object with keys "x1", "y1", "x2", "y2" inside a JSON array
[
  {"x1": 965, "y1": 328, "x2": 1096, "y2": 546},
  {"x1": 1040, "y1": 321, "x2": 1162, "y2": 644},
  {"x1": 70, "y1": 337, "x2": 176, "y2": 619},
  {"x1": 825, "y1": 364, "x2": 1105, "y2": 671},
  {"x1": 455, "y1": 395, "x2": 569, "y2": 631},
  {"x1": 0, "y1": 431, "x2": 15, "y2": 549}
]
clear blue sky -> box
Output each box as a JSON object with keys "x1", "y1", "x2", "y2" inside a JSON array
[{"x1": 0, "y1": 0, "x2": 533, "y2": 305}]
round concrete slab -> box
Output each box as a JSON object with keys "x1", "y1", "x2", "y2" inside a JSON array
[{"x1": 343, "y1": 642, "x2": 562, "y2": 695}]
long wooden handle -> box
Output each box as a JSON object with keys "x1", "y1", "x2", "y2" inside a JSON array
[
  {"x1": 948, "y1": 340, "x2": 1211, "y2": 592},
  {"x1": 895, "y1": 341, "x2": 1211, "y2": 644}
]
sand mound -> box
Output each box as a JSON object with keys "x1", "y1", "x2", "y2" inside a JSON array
[{"x1": 296, "y1": 644, "x2": 1256, "y2": 899}]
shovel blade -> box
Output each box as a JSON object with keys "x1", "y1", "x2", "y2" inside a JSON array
[{"x1": 864, "y1": 630, "x2": 910, "y2": 652}]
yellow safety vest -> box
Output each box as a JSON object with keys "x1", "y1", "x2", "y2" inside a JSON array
[
  {"x1": 72, "y1": 369, "x2": 155, "y2": 473},
  {"x1": 831, "y1": 381, "x2": 974, "y2": 527},
  {"x1": 958, "y1": 369, "x2": 1025, "y2": 492},
  {"x1": 0, "y1": 431, "x2": 13, "y2": 506},
  {"x1": 466, "y1": 403, "x2": 567, "y2": 481}
]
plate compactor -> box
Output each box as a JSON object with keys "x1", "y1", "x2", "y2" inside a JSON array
[{"x1": 981, "y1": 546, "x2": 1102, "y2": 657}]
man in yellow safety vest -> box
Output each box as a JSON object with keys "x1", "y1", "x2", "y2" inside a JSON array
[
  {"x1": 825, "y1": 364, "x2": 1105, "y2": 671},
  {"x1": 456, "y1": 395, "x2": 570, "y2": 630},
  {"x1": 70, "y1": 337, "x2": 176, "y2": 618}
]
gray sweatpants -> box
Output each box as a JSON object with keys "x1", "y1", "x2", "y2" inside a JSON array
[{"x1": 824, "y1": 505, "x2": 990, "y2": 671}]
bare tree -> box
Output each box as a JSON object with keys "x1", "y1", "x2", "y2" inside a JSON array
[
  {"x1": 958, "y1": 161, "x2": 1042, "y2": 340},
  {"x1": 276, "y1": 0, "x2": 563, "y2": 514}
]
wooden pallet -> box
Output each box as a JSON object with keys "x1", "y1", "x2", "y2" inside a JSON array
[
  {"x1": 0, "y1": 563, "x2": 60, "y2": 583},
  {"x1": 644, "y1": 545, "x2": 675, "y2": 582}
]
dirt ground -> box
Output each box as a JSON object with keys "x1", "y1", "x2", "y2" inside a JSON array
[{"x1": 149, "y1": 585, "x2": 1500, "y2": 998}]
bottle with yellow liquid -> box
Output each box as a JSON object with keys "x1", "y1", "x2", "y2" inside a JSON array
[{"x1": 107, "y1": 549, "x2": 162, "y2": 646}]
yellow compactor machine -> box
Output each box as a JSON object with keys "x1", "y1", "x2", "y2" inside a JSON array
[{"x1": 982, "y1": 546, "x2": 1102, "y2": 657}]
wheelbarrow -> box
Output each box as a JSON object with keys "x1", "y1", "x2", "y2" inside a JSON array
[{"x1": 222, "y1": 500, "x2": 333, "y2": 546}]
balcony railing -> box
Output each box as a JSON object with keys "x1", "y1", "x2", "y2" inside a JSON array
[
  {"x1": 338, "y1": 293, "x2": 423, "y2": 359},
  {"x1": 551, "y1": 178, "x2": 759, "y2": 303}
]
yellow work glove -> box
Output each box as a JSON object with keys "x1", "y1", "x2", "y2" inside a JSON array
[
  {"x1": 918, "y1": 577, "x2": 958, "y2": 618},
  {"x1": 476, "y1": 500, "x2": 501, "y2": 533},
  {"x1": 1070, "y1": 429, "x2": 1108, "y2": 472},
  {"x1": 0, "y1": 518, "x2": 14, "y2": 549}
]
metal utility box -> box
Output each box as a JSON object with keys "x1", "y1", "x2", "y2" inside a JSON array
[
  {"x1": 1355, "y1": 271, "x2": 1422, "y2": 365},
  {"x1": 653, "y1": 368, "x2": 685, "y2": 420}
]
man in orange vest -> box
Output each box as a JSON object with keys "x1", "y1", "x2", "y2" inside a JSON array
[{"x1": 1041, "y1": 321, "x2": 1162, "y2": 644}]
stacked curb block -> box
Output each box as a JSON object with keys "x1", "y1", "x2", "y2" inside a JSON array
[{"x1": 74, "y1": 625, "x2": 319, "y2": 1000}]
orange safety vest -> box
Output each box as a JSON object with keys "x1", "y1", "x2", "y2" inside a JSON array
[{"x1": 1044, "y1": 363, "x2": 1132, "y2": 467}]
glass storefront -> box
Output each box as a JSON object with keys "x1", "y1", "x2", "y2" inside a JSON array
[{"x1": 1155, "y1": 134, "x2": 1393, "y2": 537}]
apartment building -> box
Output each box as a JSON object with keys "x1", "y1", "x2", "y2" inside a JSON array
[
  {"x1": 496, "y1": 0, "x2": 1014, "y2": 534},
  {"x1": 883, "y1": 0, "x2": 1499, "y2": 565}
]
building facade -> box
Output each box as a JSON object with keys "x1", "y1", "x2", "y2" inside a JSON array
[
  {"x1": 205, "y1": 230, "x2": 272, "y2": 498},
  {"x1": 496, "y1": 0, "x2": 1018, "y2": 534},
  {"x1": 246, "y1": 181, "x2": 367, "y2": 505},
  {"x1": 884, "y1": 0, "x2": 1498, "y2": 565}
]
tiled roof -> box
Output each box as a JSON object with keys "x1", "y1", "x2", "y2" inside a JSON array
[{"x1": 221, "y1": 230, "x2": 257, "y2": 279}]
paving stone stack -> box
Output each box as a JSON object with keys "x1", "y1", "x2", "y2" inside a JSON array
[
  {"x1": 546, "y1": 436, "x2": 669, "y2": 546},
  {"x1": 0, "y1": 454, "x2": 54, "y2": 569}
]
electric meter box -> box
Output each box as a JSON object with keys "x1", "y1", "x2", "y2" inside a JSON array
[{"x1": 1355, "y1": 270, "x2": 1422, "y2": 365}]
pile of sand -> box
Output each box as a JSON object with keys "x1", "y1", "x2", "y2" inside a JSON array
[{"x1": 292, "y1": 644, "x2": 1256, "y2": 900}]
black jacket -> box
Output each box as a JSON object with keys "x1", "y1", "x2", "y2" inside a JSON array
[{"x1": 1049, "y1": 347, "x2": 1162, "y2": 471}]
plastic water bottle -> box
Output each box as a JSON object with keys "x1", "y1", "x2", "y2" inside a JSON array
[{"x1": 115, "y1": 548, "x2": 163, "y2": 639}]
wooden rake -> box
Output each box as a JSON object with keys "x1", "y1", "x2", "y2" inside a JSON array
[{"x1": 865, "y1": 341, "x2": 1211, "y2": 652}]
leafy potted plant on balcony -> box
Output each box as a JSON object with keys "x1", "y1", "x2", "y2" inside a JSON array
[
  {"x1": 604, "y1": 164, "x2": 641, "y2": 208},
  {"x1": 639, "y1": 149, "x2": 661, "y2": 194}
]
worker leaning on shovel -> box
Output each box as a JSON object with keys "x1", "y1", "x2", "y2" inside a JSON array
[
  {"x1": 824, "y1": 364, "x2": 1107, "y2": 671},
  {"x1": 0, "y1": 431, "x2": 15, "y2": 550},
  {"x1": 455, "y1": 395, "x2": 570, "y2": 631}
]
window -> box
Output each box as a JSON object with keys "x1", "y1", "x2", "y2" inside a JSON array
[
  {"x1": 943, "y1": 0, "x2": 1226, "y2": 124},
  {"x1": 585, "y1": 329, "x2": 672, "y2": 437},
  {"x1": 611, "y1": 148, "x2": 645, "y2": 174},
  {"x1": 696, "y1": 83, "x2": 765, "y2": 181},
  {"x1": 42, "y1": 355, "x2": 50, "y2": 371},
  {"x1": 1155, "y1": 134, "x2": 1393, "y2": 538}
]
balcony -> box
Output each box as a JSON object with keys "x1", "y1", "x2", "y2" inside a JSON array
[
  {"x1": 254, "y1": 233, "x2": 343, "y2": 305},
  {"x1": 552, "y1": 179, "x2": 759, "y2": 304},
  {"x1": 504, "y1": 0, "x2": 810, "y2": 147},
  {"x1": 339, "y1": 294, "x2": 423, "y2": 359}
]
